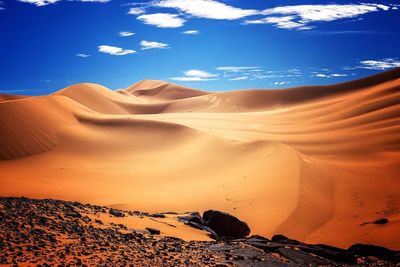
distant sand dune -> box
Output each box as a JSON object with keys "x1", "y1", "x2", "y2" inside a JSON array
[
  {"x1": 0, "y1": 68, "x2": 399, "y2": 249},
  {"x1": 125, "y1": 79, "x2": 209, "y2": 101}
]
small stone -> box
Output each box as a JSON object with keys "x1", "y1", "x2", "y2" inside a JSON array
[
  {"x1": 145, "y1": 228, "x2": 160, "y2": 235},
  {"x1": 109, "y1": 209, "x2": 124, "y2": 217}
]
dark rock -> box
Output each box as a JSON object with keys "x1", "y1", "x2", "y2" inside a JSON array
[
  {"x1": 246, "y1": 241, "x2": 284, "y2": 252},
  {"x1": 37, "y1": 216, "x2": 48, "y2": 225},
  {"x1": 278, "y1": 247, "x2": 330, "y2": 265},
  {"x1": 299, "y1": 244, "x2": 356, "y2": 264},
  {"x1": 149, "y1": 213, "x2": 165, "y2": 218},
  {"x1": 361, "y1": 218, "x2": 389, "y2": 226},
  {"x1": 271, "y1": 234, "x2": 302, "y2": 245},
  {"x1": 373, "y1": 218, "x2": 389, "y2": 225},
  {"x1": 246, "y1": 235, "x2": 270, "y2": 243},
  {"x1": 66, "y1": 211, "x2": 81, "y2": 219},
  {"x1": 203, "y1": 210, "x2": 250, "y2": 239},
  {"x1": 348, "y1": 243, "x2": 395, "y2": 260},
  {"x1": 179, "y1": 213, "x2": 217, "y2": 237},
  {"x1": 109, "y1": 209, "x2": 124, "y2": 217},
  {"x1": 162, "y1": 212, "x2": 178, "y2": 215},
  {"x1": 271, "y1": 235, "x2": 356, "y2": 264},
  {"x1": 145, "y1": 227, "x2": 160, "y2": 235},
  {"x1": 179, "y1": 212, "x2": 205, "y2": 226}
]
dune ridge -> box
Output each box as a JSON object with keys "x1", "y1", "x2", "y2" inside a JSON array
[{"x1": 0, "y1": 68, "x2": 399, "y2": 249}]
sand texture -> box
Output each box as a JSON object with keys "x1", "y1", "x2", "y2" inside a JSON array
[{"x1": 1, "y1": 68, "x2": 399, "y2": 249}]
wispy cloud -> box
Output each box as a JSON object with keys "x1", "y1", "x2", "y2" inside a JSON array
[
  {"x1": 245, "y1": 4, "x2": 391, "y2": 30},
  {"x1": 229, "y1": 76, "x2": 249, "y2": 81},
  {"x1": 119, "y1": 31, "x2": 135, "y2": 37},
  {"x1": 155, "y1": 0, "x2": 258, "y2": 20},
  {"x1": 359, "y1": 58, "x2": 400, "y2": 70},
  {"x1": 127, "y1": 7, "x2": 145, "y2": 15},
  {"x1": 98, "y1": 45, "x2": 136, "y2": 56},
  {"x1": 245, "y1": 16, "x2": 312, "y2": 30},
  {"x1": 18, "y1": 0, "x2": 60, "y2": 6},
  {"x1": 18, "y1": 0, "x2": 109, "y2": 6},
  {"x1": 217, "y1": 66, "x2": 260, "y2": 72},
  {"x1": 274, "y1": 81, "x2": 290, "y2": 85},
  {"x1": 170, "y1": 67, "x2": 300, "y2": 82},
  {"x1": 182, "y1": 30, "x2": 199, "y2": 35},
  {"x1": 168, "y1": 64, "x2": 367, "y2": 84},
  {"x1": 171, "y1": 69, "x2": 218, "y2": 81},
  {"x1": 217, "y1": 66, "x2": 262, "y2": 81},
  {"x1": 312, "y1": 73, "x2": 348, "y2": 78},
  {"x1": 137, "y1": 13, "x2": 185, "y2": 28},
  {"x1": 76, "y1": 53, "x2": 90, "y2": 58},
  {"x1": 0, "y1": 89, "x2": 41, "y2": 93},
  {"x1": 140, "y1": 40, "x2": 169, "y2": 50}
]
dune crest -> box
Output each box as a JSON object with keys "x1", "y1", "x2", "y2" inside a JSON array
[
  {"x1": 0, "y1": 68, "x2": 399, "y2": 249},
  {"x1": 125, "y1": 79, "x2": 209, "y2": 101}
]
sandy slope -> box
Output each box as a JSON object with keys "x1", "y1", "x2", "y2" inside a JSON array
[{"x1": 0, "y1": 68, "x2": 399, "y2": 249}]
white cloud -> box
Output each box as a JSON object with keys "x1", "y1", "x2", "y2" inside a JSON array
[
  {"x1": 127, "y1": 7, "x2": 145, "y2": 15},
  {"x1": 217, "y1": 66, "x2": 259, "y2": 72},
  {"x1": 182, "y1": 30, "x2": 199, "y2": 35},
  {"x1": 171, "y1": 69, "x2": 218, "y2": 81},
  {"x1": 155, "y1": 0, "x2": 258, "y2": 20},
  {"x1": 140, "y1": 40, "x2": 169, "y2": 50},
  {"x1": 262, "y1": 4, "x2": 389, "y2": 21},
  {"x1": 313, "y1": 73, "x2": 348, "y2": 78},
  {"x1": 19, "y1": 0, "x2": 109, "y2": 6},
  {"x1": 274, "y1": 81, "x2": 289, "y2": 85},
  {"x1": 119, "y1": 31, "x2": 135, "y2": 37},
  {"x1": 76, "y1": 53, "x2": 90, "y2": 58},
  {"x1": 171, "y1": 77, "x2": 211, "y2": 81},
  {"x1": 229, "y1": 76, "x2": 249, "y2": 81},
  {"x1": 331, "y1": 73, "x2": 348, "y2": 77},
  {"x1": 18, "y1": 0, "x2": 60, "y2": 6},
  {"x1": 184, "y1": 69, "x2": 218, "y2": 78},
  {"x1": 98, "y1": 45, "x2": 136, "y2": 56},
  {"x1": 359, "y1": 59, "x2": 400, "y2": 70},
  {"x1": 245, "y1": 16, "x2": 313, "y2": 30},
  {"x1": 137, "y1": 13, "x2": 185, "y2": 28},
  {"x1": 245, "y1": 4, "x2": 390, "y2": 30}
]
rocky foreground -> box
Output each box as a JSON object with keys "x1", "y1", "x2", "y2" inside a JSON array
[{"x1": 0, "y1": 197, "x2": 399, "y2": 266}]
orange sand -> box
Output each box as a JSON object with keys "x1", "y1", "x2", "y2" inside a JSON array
[{"x1": 0, "y1": 68, "x2": 399, "y2": 249}]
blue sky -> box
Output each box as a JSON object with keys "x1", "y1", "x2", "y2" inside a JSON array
[{"x1": 0, "y1": 0, "x2": 399, "y2": 95}]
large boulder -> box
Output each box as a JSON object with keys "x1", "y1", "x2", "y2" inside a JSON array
[{"x1": 202, "y1": 210, "x2": 250, "y2": 239}]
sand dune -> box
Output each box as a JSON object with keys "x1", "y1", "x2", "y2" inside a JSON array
[
  {"x1": 0, "y1": 68, "x2": 399, "y2": 249},
  {"x1": 0, "y1": 94, "x2": 28, "y2": 102},
  {"x1": 125, "y1": 79, "x2": 209, "y2": 101}
]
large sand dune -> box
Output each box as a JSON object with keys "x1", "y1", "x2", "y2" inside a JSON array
[{"x1": 0, "y1": 68, "x2": 399, "y2": 249}]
